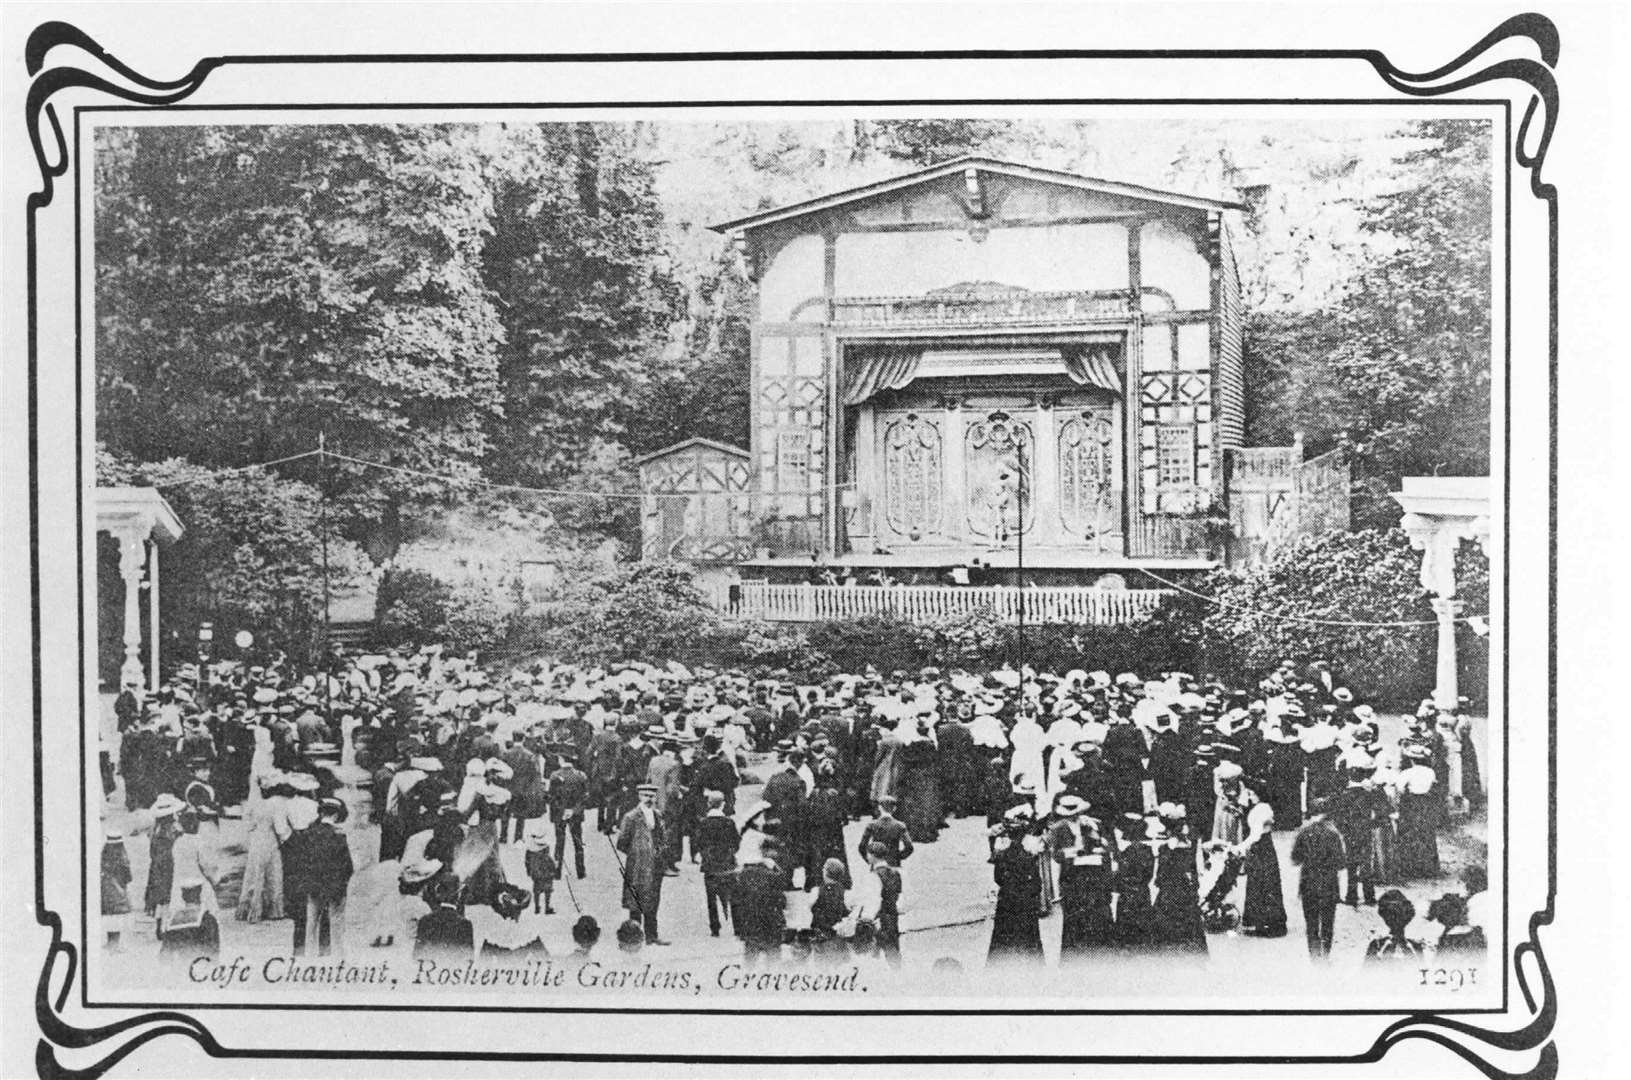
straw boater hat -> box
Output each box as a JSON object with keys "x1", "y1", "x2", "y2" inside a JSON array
[
  {"x1": 1053, "y1": 794, "x2": 1091, "y2": 817},
  {"x1": 285, "y1": 772, "x2": 320, "y2": 794}
]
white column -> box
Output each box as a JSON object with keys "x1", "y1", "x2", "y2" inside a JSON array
[
  {"x1": 942, "y1": 401, "x2": 966, "y2": 542},
  {"x1": 147, "y1": 538, "x2": 161, "y2": 692},
  {"x1": 853, "y1": 406, "x2": 876, "y2": 542},
  {"x1": 1430, "y1": 596, "x2": 1465, "y2": 712},
  {"x1": 1031, "y1": 400, "x2": 1058, "y2": 546},
  {"x1": 1403, "y1": 515, "x2": 1464, "y2": 714},
  {"x1": 116, "y1": 528, "x2": 147, "y2": 689}
]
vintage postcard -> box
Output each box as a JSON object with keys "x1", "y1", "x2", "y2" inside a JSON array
[{"x1": 2, "y1": 2, "x2": 1594, "y2": 1076}]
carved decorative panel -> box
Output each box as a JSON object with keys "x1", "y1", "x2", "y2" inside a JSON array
[
  {"x1": 964, "y1": 411, "x2": 1034, "y2": 539},
  {"x1": 882, "y1": 413, "x2": 944, "y2": 539},
  {"x1": 1058, "y1": 411, "x2": 1116, "y2": 538}
]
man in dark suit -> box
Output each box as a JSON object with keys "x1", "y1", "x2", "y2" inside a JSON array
[
  {"x1": 761, "y1": 746, "x2": 808, "y2": 885},
  {"x1": 548, "y1": 753, "x2": 590, "y2": 880},
  {"x1": 585, "y1": 720, "x2": 623, "y2": 834},
  {"x1": 694, "y1": 736, "x2": 739, "y2": 815},
  {"x1": 616, "y1": 783, "x2": 668, "y2": 945},
  {"x1": 1290, "y1": 798, "x2": 1347, "y2": 959},
  {"x1": 858, "y1": 796, "x2": 913, "y2": 866},
  {"x1": 695, "y1": 791, "x2": 740, "y2": 936},
  {"x1": 500, "y1": 734, "x2": 541, "y2": 844}
]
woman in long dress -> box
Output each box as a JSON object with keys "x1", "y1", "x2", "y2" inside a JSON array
[
  {"x1": 1264, "y1": 726, "x2": 1305, "y2": 829},
  {"x1": 1210, "y1": 761, "x2": 1255, "y2": 846},
  {"x1": 1112, "y1": 817, "x2": 1158, "y2": 952},
  {"x1": 896, "y1": 723, "x2": 943, "y2": 844},
  {"x1": 458, "y1": 780, "x2": 512, "y2": 908},
  {"x1": 987, "y1": 810, "x2": 1045, "y2": 966},
  {"x1": 1237, "y1": 802, "x2": 1287, "y2": 937},
  {"x1": 160, "y1": 809, "x2": 221, "y2": 959},
  {"x1": 1152, "y1": 817, "x2": 1208, "y2": 959},
  {"x1": 143, "y1": 799, "x2": 181, "y2": 929},
  {"x1": 1393, "y1": 746, "x2": 1441, "y2": 879},
  {"x1": 868, "y1": 712, "x2": 905, "y2": 808},
  {"x1": 1051, "y1": 805, "x2": 1115, "y2": 962},
  {"x1": 1454, "y1": 713, "x2": 1484, "y2": 809},
  {"x1": 235, "y1": 771, "x2": 288, "y2": 922}
]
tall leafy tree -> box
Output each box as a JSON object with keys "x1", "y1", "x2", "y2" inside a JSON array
[
  {"x1": 480, "y1": 123, "x2": 682, "y2": 487},
  {"x1": 1243, "y1": 120, "x2": 1491, "y2": 526},
  {"x1": 626, "y1": 249, "x2": 752, "y2": 457},
  {"x1": 95, "y1": 124, "x2": 505, "y2": 561}
]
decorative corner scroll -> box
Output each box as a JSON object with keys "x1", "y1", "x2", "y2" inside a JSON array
[
  {"x1": 1365, "y1": 11, "x2": 1559, "y2": 199},
  {"x1": 35, "y1": 915, "x2": 219, "y2": 1080},
  {"x1": 24, "y1": 20, "x2": 219, "y2": 209},
  {"x1": 23, "y1": 14, "x2": 1560, "y2": 1079}
]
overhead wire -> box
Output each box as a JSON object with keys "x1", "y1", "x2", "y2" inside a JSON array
[{"x1": 148, "y1": 440, "x2": 1491, "y2": 630}]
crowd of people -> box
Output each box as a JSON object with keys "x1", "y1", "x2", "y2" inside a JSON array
[{"x1": 101, "y1": 645, "x2": 1489, "y2": 977}]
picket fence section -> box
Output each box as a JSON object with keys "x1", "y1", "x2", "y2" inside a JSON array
[{"x1": 726, "y1": 583, "x2": 1172, "y2": 625}]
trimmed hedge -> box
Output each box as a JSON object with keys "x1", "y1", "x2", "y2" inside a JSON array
[{"x1": 467, "y1": 533, "x2": 1491, "y2": 710}]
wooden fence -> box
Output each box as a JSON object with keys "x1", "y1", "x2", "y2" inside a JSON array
[{"x1": 726, "y1": 583, "x2": 1172, "y2": 625}]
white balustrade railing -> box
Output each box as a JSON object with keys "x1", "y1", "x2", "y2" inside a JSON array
[{"x1": 725, "y1": 583, "x2": 1172, "y2": 625}]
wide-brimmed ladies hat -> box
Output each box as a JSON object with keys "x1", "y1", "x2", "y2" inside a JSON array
[{"x1": 148, "y1": 793, "x2": 184, "y2": 817}]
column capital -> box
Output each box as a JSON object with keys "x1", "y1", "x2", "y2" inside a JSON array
[{"x1": 112, "y1": 527, "x2": 148, "y2": 579}]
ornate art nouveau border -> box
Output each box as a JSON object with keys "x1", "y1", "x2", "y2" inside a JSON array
[{"x1": 21, "y1": 15, "x2": 1558, "y2": 1077}]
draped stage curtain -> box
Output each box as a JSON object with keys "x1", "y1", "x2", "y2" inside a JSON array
[
  {"x1": 841, "y1": 346, "x2": 922, "y2": 406},
  {"x1": 842, "y1": 342, "x2": 1122, "y2": 404},
  {"x1": 1060, "y1": 343, "x2": 1123, "y2": 395}
]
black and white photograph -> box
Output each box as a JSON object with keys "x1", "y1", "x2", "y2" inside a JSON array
[
  {"x1": 5, "y1": 3, "x2": 1616, "y2": 1077},
  {"x1": 83, "y1": 112, "x2": 1503, "y2": 1003}
]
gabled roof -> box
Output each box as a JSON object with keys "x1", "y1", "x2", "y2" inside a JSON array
[
  {"x1": 632, "y1": 436, "x2": 751, "y2": 467},
  {"x1": 710, "y1": 155, "x2": 1242, "y2": 234}
]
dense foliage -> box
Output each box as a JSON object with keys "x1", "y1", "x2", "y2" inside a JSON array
[
  {"x1": 481, "y1": 124, "x2": 682, "y2": 486},
  {"x1": 1191, "y1": 529, "x2": 1489, "y2": 707},
  {"x1": 95, "y1": 446, "x2": 359, "y2": 668},
  {"x1": 95, "y1": 125, "x2": 506, "y2": 563},
  {"x1": 375, "y1": 568, "x2": 514, "y2": 656},
  {"x1": 1243, "y1": 121, "x2": 1491, "y2": 527}
]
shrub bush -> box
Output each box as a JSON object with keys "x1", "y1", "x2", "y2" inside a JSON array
[
  {"x1": 1192, "y1": 528, "x2": 1453, "y2": 707},
  {"x1": 376, "y1": 568, "x2": 515, "y2": 655},
  {"x1": 526, "y1": 561, "x2": 720, "y2": 664},
  {"x1": 804, "y1": 614, "x2": 933, "y2": 675}
]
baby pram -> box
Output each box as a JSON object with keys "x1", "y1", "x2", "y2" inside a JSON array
[{"x1": 1199, "y1": 842, "x2": 1245, "y2": 933}]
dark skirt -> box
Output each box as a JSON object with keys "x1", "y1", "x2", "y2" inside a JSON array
[
  {"x1": 898, "y1": 747, "x2": 944, "y2": 844},
  {"x1": 1240, "y1": 834, "x2": 1287, "y2": 937},
  {"x1": 1153, "y1": 847, "x2": 1208, "y2": 957},
  {"x1": 1461, "y1": 738, "x2": 1484, "y2": 806},
  {"x1": 159, "y1": 913, "x2": 220, "y2": 959},
  {"x1": 1395, "y1": 793, "x2": 1441, "y2": 878},
  {"x1": 989, "y1": 853, "x2": 1045, "y2": 964},
  {"x1": 1058, "y1": 865, "x2": 1116, "y2": 959},
  {"x1": 144, "y1": 841, "x2": 175, "y2": 914}
]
